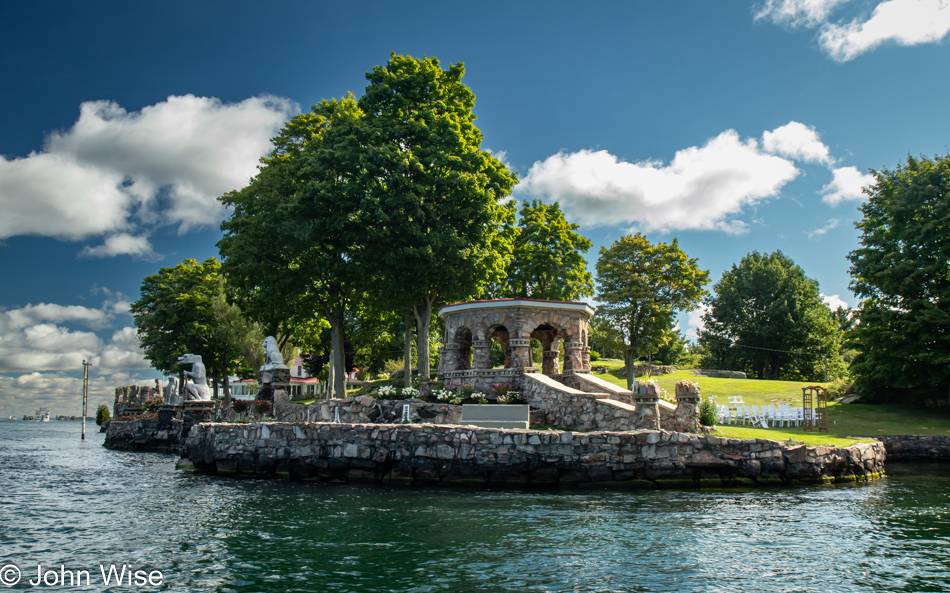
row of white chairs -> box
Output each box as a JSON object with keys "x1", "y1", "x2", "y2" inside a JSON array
[{"x1": 717, "y1": 403, "x2": 808, "y2": 428}]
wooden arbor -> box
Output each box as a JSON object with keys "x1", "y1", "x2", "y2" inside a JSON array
[{"x1": 801, "y1": 386, "x2": 828, "y2": 432}]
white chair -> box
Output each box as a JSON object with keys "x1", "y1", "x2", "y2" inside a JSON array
[
  {"x1": 778, "y1": 404, "x2": 791, "y2": 427},
  {"x1": 761, "y1": 405, "x2": 776, "y2": 427},
  {"x1": 740, "y1": 405, "x2": 754, "y2": 425}
]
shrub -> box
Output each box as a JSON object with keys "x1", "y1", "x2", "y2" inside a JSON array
[
  {"x1": 497, "y1": 391, "x2": 524, "y2": 405},
  {"x1": 460, "y1": 384, "x2": 475, "y2": 397},
  {"x1": 471, "y1": 392, "x2": 488, "y2": 404},
  {"x1": 589, "y1": 350, "x2": 601, "y2": 362},
  {"x1": 825, "y1": 378, "x2": 853, "y2": 400},
  {"x1": 95, "y1": 404, "x2": 111, "y2": 426},
  {"x1": 253, "y1": 400, "x2": 272, "y2": 416},
  {"x1": 491, "y1": 383, "x2": 511, "y2": 397},
  {"x1": 699, "y1": 396, "x2": 718, "y2": 427},
  {"x1": 232, "y1": 399, "x2": 250, "y2": 413},
  {"x1": 142, "y1": 393, "x2": 164, "y2": 414}
]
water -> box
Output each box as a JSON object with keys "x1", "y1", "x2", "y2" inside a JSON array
[{"x1": 2, "y1": 422, "x2": 950, "y2": 592}]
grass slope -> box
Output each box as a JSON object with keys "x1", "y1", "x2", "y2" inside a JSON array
[{"x1": 592, "y1": 360, "x2": 950, "y2": 446}]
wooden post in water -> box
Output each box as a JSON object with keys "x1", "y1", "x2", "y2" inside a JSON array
[{"x1": 81, "y1": 359, "x2": 92, "y2": 440}]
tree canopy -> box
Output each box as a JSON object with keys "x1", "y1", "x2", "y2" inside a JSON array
[
  {"x1": 699, "y1": 250, "x2": 843, "y2": 381},
  {"x1": 595, "y1": 233, "x2": 708, "y2": 389},
  {"x1": 499, "y1": 200, "x2": 594, "y2": 301},
  {"x1": 356, "y1": 53, "x2": 517, "y2": 380},
  {"x1": 130, "y1": 257, "x2": 261, "y2": 397},
  {"x1": 848, "y1": 154, "x2": 950, "y2": 400}
]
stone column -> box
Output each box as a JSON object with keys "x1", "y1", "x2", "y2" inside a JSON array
[
  {"x1": 581, "y1": 346, "x2": 592, "y2": 372},
  {"x1": 509, "y1": 338, "x2": 532, "y2": 368},
  {"x1": 674, "y1": 381, "x2": 702, "y2": 434},
  {"x1": 563, "y1": 341, "x2": 583, "y2": 373},
  {"x1": 472, "y1": 340, "x2": 491, "y2": 369},
  {"x1": 440, "y1": 343, "x2": 459, "y2": 373},
  {"x1": 634, "y1": 382, "x2": 661, "y2": 430},
  {"x1": 542, "y1": 350, "x2": 560, "y2": 376},
  {"x1": 181, "y1": 400, "x2": 216, "y2": 443}
]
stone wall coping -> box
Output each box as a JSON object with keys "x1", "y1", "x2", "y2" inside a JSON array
[
  {"x1": 658, "y1": 400, "x2": 677, "y2": 412},
  {"x1": 438, "y1": 298, "x2": 595, "y2": 318},
  {"x1": 573, "y1": 373, "x2": 633, "y2": 396},
  {"x1": 597, "y1": 399, "x2": 637, "y2": 412},
  {"x1": 526, "y1": 373, "x2": 607, "y2": 398}
]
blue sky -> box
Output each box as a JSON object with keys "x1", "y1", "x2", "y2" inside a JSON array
[{"x1": 2, "y1": 0, "x2": 949, "y2": 416}]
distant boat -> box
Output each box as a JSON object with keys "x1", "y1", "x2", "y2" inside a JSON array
[
  {"x1": 7, "y1": 415, "x2": 17, "y2": 421},
  {"x1": 34, "y1": 408, "x2": 51, "y2": 422}
]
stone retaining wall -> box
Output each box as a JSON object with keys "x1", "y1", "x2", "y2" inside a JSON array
[
  {"x1": 876, "y1": 435, "x2": 950, "y2": 460},
  {"x1": 104, "y1": 417, "x2": 181, "y2": 451},
  {"x1": 180, "y1": 422, "x2": 886, "y2": 485},
  {"x1": 522, "y1": 373, "x2": 653, "y2": 431}
]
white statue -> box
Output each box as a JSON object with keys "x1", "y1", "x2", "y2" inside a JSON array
[
  {"x1": 164, "y1": 376, "x2": 180, "y2": 405},
  {"x1": 177, "y1": 353, "x2": 211, "y2": 401},
  {"x1": 260, "y1": 336, "x2": 287, "y2": 371}
]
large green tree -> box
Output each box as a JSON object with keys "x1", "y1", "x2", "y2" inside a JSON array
[
  {"x1": 595, "y1": 234, "x2": 709, "y2": 389},
  {"x1": 131, "y1": 258, "x2": 260, "y2": 399},
  {"x1": 699, "y1": 250, "x2": 843, "y2": 381},
  {"x1": 219, "y1": 97, "x2": 366, "y2": 398},
  {"x1": 499, "y1": 200, "x2": 594, "y2": 301},
  {"x1": 849, "y1": 155, "x2": 950, "y2": 400},
  {"x1": 356, "y1": 53, "x2": 518, "y2": 380}
]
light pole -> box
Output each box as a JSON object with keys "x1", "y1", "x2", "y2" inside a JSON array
[{"x1": 81, "y1": 360, "x2": 92, "y2": 440}]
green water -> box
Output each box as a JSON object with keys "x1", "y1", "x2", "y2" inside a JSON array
[{"x1": 2, "y1": 422, "x2": 949, "y2": 592}]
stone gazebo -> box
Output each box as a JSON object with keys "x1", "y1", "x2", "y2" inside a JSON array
[{"x1": 438, "y1": 298, "x2": 595, "y2": 391}]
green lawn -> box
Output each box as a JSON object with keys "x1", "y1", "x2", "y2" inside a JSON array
[{"x1": 590, "y1": 360, "x2": 950, "y2": 445}]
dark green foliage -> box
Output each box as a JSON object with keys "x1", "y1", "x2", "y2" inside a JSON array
[
  {"x1": 498, "y1": 200, "x2": 594, "y2": 301},
  {"x1": 699, "y1": 397, "x2": 718, "y2": 427},
  {"x1": 848, "y1": 155, "x2": 950, "y2": 400},
  {"x1": 95, "y1": 404, "x2": 111, "y2": 426},
  {"x1": 699, "y1": 251, "x2": 844, "y2": 381},
  {"x1": 595, "y1": 233, "x2": 709, "y2": 389}
]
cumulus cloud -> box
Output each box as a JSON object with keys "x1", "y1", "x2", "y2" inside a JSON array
[
  {"x1": 79, "y1": 233, "x2": 159, "y2": 260},
  {"x1": 517, "y1": 128, "x2": 800, "y2": 233},
  {"x1": 757, "y1": 0, "x2": 950, "y2": 61},
  {"x1": 822, "y1": 293, "x2": 850, "y2": 310},
  {"x1": 0, "y1": 299, "x2": 149, "y2": 372},
  {"x1": 755, "y1": 0, "x2": 851, "y2": 28},
  {"x1": 685, "y1": 304, "x2": 711, "y2": 342},
  {"x1": 821, "y1": 166, "x2": 875, "y2": 205},
  {"x1": 762, "y1": 121, "x2": 834, "y2": 165},
  {"x1": 806, "y1": 218, "x2": 842, "y2": 239},
  {"x1": 0, "y1": 369, "x2": 158, "y2": 417},
  {"x1": 820, "y1": 0, "x2": 950, "y2": 61},
  {"x1": 0, "y1": 94, "x2": 296, "y2": 251}
]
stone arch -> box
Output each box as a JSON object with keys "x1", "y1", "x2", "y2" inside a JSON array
[
  {"x1": 530, "y1": 322, "x2": 563, "y2": 376},
  {"x1": 488, "y1": 324, "x2": 511, "y2": 368}
]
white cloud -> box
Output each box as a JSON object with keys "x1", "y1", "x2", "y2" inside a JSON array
[
  {"x1": 762, "y1": 121, "x2": 834, "y2": 165},
  {"x1": 685, "y1": 304, "x2": 710, "y2": 341},
  {"x1": 0, "y1": 299, "x2": 149, "y2": 373},
  {"x1": 806, "y1": 218, "x2": 841, "y2": 239},
  {"x1": 0, "y1": 369, "x2": 159, "y2": 418},
  {"x1": 80, "y1": 233, "x2": 158, "y2": 260},
  {"x1": 517, "y1": 129, "x2": 800, "y2": 233},
  {"x1": 821, "y1": 166, "x2": 875, "y2": 205},
  {"x1": 819, "y1": 0, "x2": 950, "y2": 61},
  {"x1": 756, "y1": 0, "x2": 851, "y2": 28},
  {"x1": 822, "y1": 293, "x2": 850, "y2": 310},
  {"x1": 757, "y1": 0, "x2": 950, "y2": 61},
  {"x1": 0, "y1": 94, "x2": 295, "y2": 248}
]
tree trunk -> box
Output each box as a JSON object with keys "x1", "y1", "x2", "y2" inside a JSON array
[
  {"x1": 328, "y1": 310, "x2": 346, "y2": 398},
  {"x1": 212, "y1": 373, "x2": 219, "y2": 399},
  {"x1": 222, "y1": 359, "x2": 231, "y2": 408},
  {"x1": 404, "y1": 310, "x2": 413, "y2": 388},
  {"x1": 414, "y1": 301, "x2": 434, "y2": 381},
  {"x1": 326, "y1": 350, "x2": 334, "y2": 400},
  {"x1": 624, "y1": 349, "x2": 636, "y2": 391}
]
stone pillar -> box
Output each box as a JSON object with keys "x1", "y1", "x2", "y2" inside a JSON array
[
  {"x1": 472, "y1": 340, "x2": 491, "y2": 369},
  {"x1": 272, "y1": 367, "x2": 291, "y2": 401},
  {"x1": 440, "y1": 343, "x2": 459, "y2": 373},
  {"x1": 634, "y1": 382, "x2": 661, "y2": 430},
  {"x1": 581, "y1": 346, "x2": 592, "y2": 372},
  {"x1": 181, "y1": 401, "x2": 216, "y2": 442},
  {"x1": 564, "y1": 341, "x2": 583, "y2": 373},
  {"x1": 674, "y1": 380, "x2": 702, "y2": 434},
  {"x1": 542, "y1": 350, "x2": 560, "y2": 376},
  {"x1": 157, "y1": 404, "x2": 177, "y2": 431},
  {"x1": 509, "y1": 338, "x2": 532, "y2": 368}
]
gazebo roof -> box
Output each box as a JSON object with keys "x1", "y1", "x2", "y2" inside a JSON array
[{"x1": 438, "y1": 298, "x2": 595, "y2": 318}]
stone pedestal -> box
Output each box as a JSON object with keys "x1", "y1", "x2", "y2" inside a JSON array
[
  {"x1": 508, "y1": 338, "x2": 531, "y2": 368},
  {"x1": 157, "y1": 404, "x2": 178, "y2": 431},
  {"x1": 542, "y1": 350, "x2": 560, "y2": 375},
  {"x1": 181, "y1": 401, "x2": 216, "y2": 441},
  {"x1": 674, "y1": 381, "x2": 702, "y2": 434},
  {"x1": 272, "y1": 367, "x2": 290, "y2": 400},
  {"x1": 564, "y1": 341, "x2": 583, "y2": 372},
  {"x1": 634, "y1": 382, "x2": 661, "y2": 430}
]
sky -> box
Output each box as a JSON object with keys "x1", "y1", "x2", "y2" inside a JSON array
[{"x1": 2, "y1": 0, "x2": 949, "y2": 417}]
